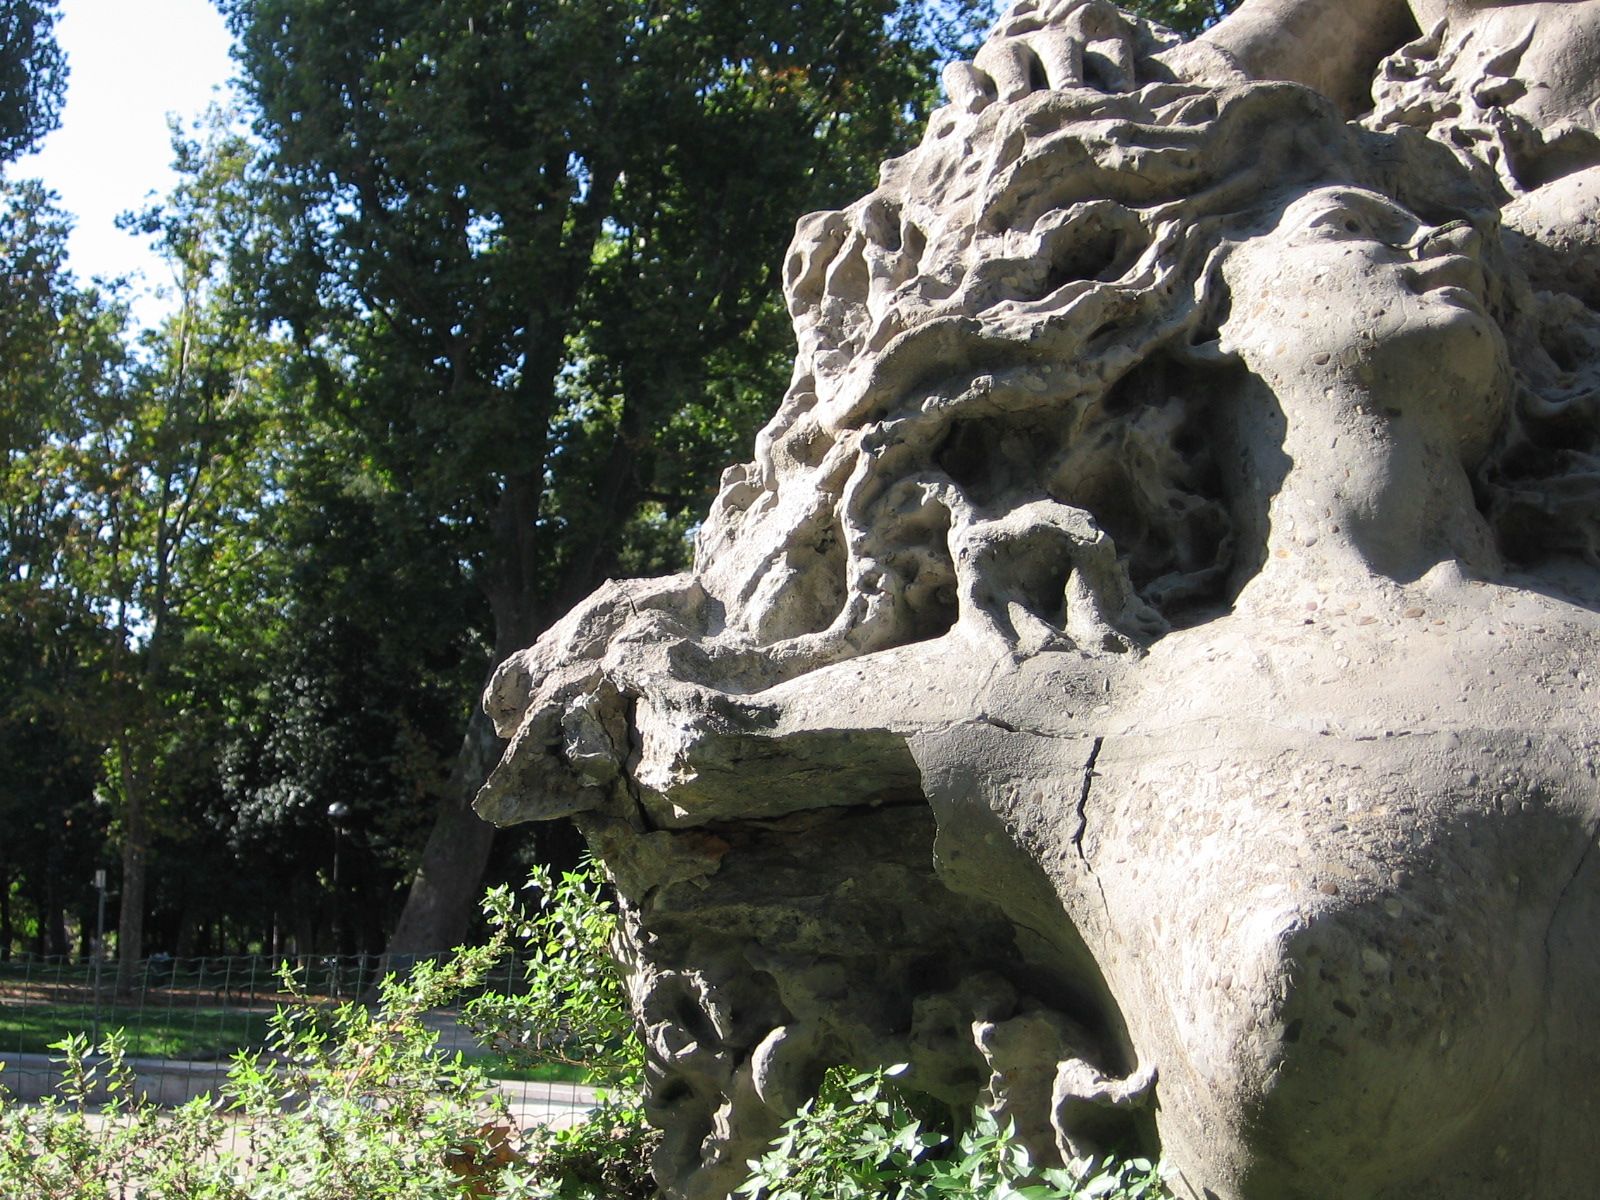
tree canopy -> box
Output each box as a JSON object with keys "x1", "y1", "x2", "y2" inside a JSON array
[
  {"x1": 1132, "y1": 0, "x2": 1235, "y2": 33},
  {"x1": 217, "y1": 0, "x2": 999, "y2": 951},
  {"x1": 0, "y1": 0, "x2": 65, "y2": 164},
  {"x1": 0, "y1": 0, "x2": 1245, "y2": 962}
]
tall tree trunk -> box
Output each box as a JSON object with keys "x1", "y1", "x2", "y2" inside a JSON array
[
  {"x1": 0, "y1": 868, "x2": 11, "y2": 961},
  {"x1": 43, "y1": 811, "x2": 67, "y2": 956},
  {"x1": 382, "y1": 690, "x2": 504, "y2": 958},
  {"x1": 174, "y1": 899, "x2": 200, "y2": 960},
  {"x1": 45, "y1": 901, "x2": 66, "y2": 959},
  {"x1": 114, "y1": 740, "x2": 147, "y2": 994}
]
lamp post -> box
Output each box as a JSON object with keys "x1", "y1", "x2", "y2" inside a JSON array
[
  {"x1": 92, "y1": 868, "x2": 107, "y2": 1046},
  {"x1": 327, "y1": 802, "x2": 350, "y2": 966}
]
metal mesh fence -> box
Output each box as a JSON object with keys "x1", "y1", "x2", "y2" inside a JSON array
[{"x1": 0, "y1": 952, "x2": 594, "y2": 1142}]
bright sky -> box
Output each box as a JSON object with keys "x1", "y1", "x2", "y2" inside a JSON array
[{"x1": 11, "y1": 0, "x2": 237, "y2": 325}]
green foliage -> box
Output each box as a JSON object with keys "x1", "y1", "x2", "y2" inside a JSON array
[
  {"x1": 0, "y1": 865, "x2": 1177, "y2": 1199},
  {"x1": 0, "y1": 863, "x2": 655, "y2": 1199},
  {"x1": 211, "y1": 0, "x2": 1003, "y2": 947},
  {"x1": 0, "y1": 177, "x2": 126, "y2": 957},
  {"x1": 0, "y1": 918, "x2": 532, "y2": 1198},
  {"x1": 221, "y1": 949, "x2": 523, "y2": 1200},
  {"x1": 0, "y1": 0, "x2": 65, "y2": 163},
  {"x1": 471, "y1": 865, "x2": 640, "y2": 1086},
  {"x1": 0, "y1": 873, "x2": 648, "y2": 1197},
  {"x1": 468, "y1": 863, "x2": 656, "y2": 1199},
  {"x1": 0, "y1": 1029, "x2": 237, "y2": 1200},
  {"x1": 40, "y1": 110, "x2": 300, "y2": 978},
  {"x1": 1118, "y1": 1, "x2": 1238, "y2": 36},
  {"x1": 739, "y1": 1065, "x2": 1171, "y2": 1200},
  {"x1": 219, "y1": 0, "x2": 996, "y2": 632},
  {"x1": 0, "y1": 108, "x2": 358, "y2": 963}
]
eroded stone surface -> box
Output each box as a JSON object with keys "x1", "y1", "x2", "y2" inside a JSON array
[{"x1": 477, "y1": 4, "x2": 1600, "y2": 1197}]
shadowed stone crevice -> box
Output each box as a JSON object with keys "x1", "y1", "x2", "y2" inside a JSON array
[
  {"x1": 1071, "y1": 735, "x2": 1104, "y2": 862},
  {"x1": 590, "y1": 798, "x2": 1151, "y2": 1197}
]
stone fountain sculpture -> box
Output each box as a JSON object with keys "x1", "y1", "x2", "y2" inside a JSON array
[{"x1": 476, "y1": 2, "x2": 1600, "y2": 1197}]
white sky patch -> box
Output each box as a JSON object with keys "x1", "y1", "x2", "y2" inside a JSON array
[{"x1": 11, "y1": 0, "x2": 237, "y2": 326}]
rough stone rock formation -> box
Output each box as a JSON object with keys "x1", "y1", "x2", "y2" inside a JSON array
[{"x1": 476, "y1": 3, "x2": 1600, "y2": 1197}]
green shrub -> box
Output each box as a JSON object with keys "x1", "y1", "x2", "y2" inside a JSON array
[
  {"x1": 738, "y1": 1065, "x2": 1171, "y2": 1200},
  {"x1": 0, "y1": 875, "x2": 636, "y2": 1200},
  {"x1": 0, "y1": 861, "x2": 1172, "y2": 1200},
  {"x1": 0, "y1": 1029, "x2": 235, "y2": 1200},
  {"x1": 467, "y1": 863, "x2": 656, "y2": 1199},
  {"x1": 221, "y1": 945, "x2": 531, "y2": 1199},
  {"x1": 0, "y1": 950, "x2": 525, "y2": 1199}
]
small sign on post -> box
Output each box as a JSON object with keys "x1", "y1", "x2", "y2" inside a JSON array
[{"x1": 92, "y1": 869, "x2": 109, "y2": 1044}]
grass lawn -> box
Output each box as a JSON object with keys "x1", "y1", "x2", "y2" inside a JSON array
[
  {"x1": 472, "y1": 1054, "x2": 592, "y2": 1084},
  {"x1": 0, "y1": 1004, "x2": 274, "y2": 1060},
  {"x1": 2, "y1": 1003, "x2": 593, "y2": 1087}
]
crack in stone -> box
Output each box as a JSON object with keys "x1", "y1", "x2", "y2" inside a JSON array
[
  {"x1": 1544, "y1": 817, "x2": 1598, "y2": 966},
  {"x1": 1542, "y1": 819, "x2": 1593, "y2": 979},
  {"x1": 952, "y1": 715, "x2": 1090, "y2": 742},
  {"x1": 1071, "y1": 737, "x2": 1116, "y2": 924},
  {"x1": 1072, "y1": 736, "x2": 1105, "y2": 864}
]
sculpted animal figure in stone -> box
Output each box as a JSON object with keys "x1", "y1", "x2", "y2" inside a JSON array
[{"x1": 476, "y1": 6, "x2": 1600, "y2": 1199}]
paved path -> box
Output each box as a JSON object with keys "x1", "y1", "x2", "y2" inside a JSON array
[{"x1": 0, "y1": 1049, "x2": 598, "y2": 1130}]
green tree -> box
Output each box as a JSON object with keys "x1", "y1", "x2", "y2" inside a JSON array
[
  {"x1": 0, "y1": 0, "x2": 65, "y2": 165},
  {"x1": 94, "y1": 116, "x2": 293, "y2": 985},
  {"x1": 220, "y1": 0, "x2": 996, "y2": 955},
  {"x1": 0, "y1": 178, "x2": 122, "y2": 958},
  {"x1": 0, "y1": 117, "x2": 297, "y2": 982},
  {"x1": 214, "y1": 458, "x2": 486, "y2": 956}
]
